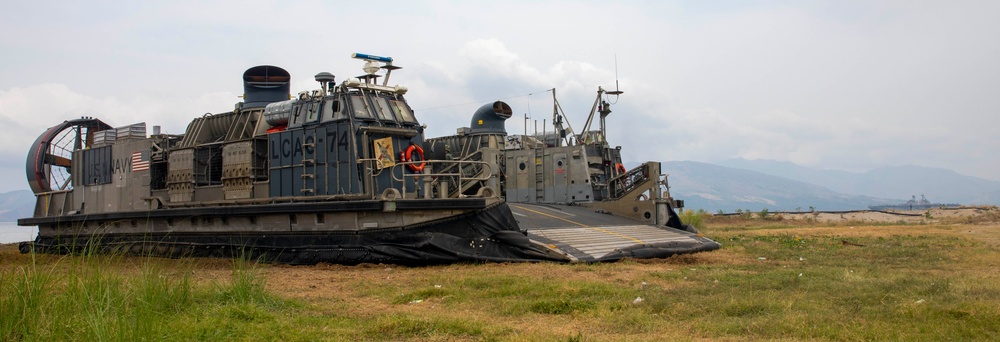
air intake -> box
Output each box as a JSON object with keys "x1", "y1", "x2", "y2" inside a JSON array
[
  {"x1": 242, "y1": 65, "x2": 290, "y2": 109},
  {"x1": 469, "y1": 101, "x2": 512, "y2": 134}
]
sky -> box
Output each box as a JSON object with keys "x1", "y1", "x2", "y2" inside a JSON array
[{"x1": 1, "y1": 0, "x2": 998, "y2": 193}]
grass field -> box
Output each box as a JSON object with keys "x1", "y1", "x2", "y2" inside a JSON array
[{"x1": 2, "y1": 209, "x2": 999, "y2": 341}]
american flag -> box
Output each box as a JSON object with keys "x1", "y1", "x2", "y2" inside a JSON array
[{"x1": 131, "y1": 151, "x2": 150, "y2": 172}]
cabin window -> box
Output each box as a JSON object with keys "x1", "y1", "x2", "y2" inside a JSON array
[
  {"x1": 349, "y1": 95, "x2": 373, "y2": 119},
  {"x1": 391, "y1": 100, "x2": 416, "y2": 123},
  {"x1": 304, "y1": 101, "x2": 320, "y2": 123},
  {"x1": 289, "y1": 104, "x2": 302, "y2": 126},
  {"x1": 323, "y1": 100, "x2": 344, "y2": 121},
  {"x1": 373, "y1": 97, "x2": 396, "y2": 121}
]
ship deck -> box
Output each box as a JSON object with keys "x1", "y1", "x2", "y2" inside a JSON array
[{"x1": 510, "y1": 203, "x2": 720, "y2": 262}]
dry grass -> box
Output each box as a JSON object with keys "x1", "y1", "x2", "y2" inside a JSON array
[
  {"x1": 3, "y1": 207, "x2": 1000, "y2": 340},
  {"x1": 257, "y1": 208, "x2": 1000, "y2": 340}
]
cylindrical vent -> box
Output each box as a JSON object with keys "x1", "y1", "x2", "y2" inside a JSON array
[
  {"x1": 263, "y1": 99, "x2": 297, "y2": 127},
  {"x1": 469, "y1": 101, "x2": 512, "y2": 134},
  {"x1": 243, "y1": 65, "x2": 290, "y2": 109}
]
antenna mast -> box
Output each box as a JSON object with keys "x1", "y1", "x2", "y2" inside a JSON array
[{"x1": 578, "y1": 55, "x2": 623, "y2": 144}]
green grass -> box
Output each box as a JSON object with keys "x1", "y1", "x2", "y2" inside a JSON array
[
  {"x1": 0, "y1": 246, "x2": 285, "y2": 341},
  {"x1": 0, "y1": 253, "x2": 51, "y2": 341},
  {"x1": 637, "y1": 233, "x2": 999, "y2": 340},
  {"x1": 3, "y1": 217, "x2": 1000, "y2": 340}
]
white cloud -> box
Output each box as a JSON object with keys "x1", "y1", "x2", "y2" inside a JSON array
[
  {"x1": 0, "y1": 84, "x2": 238, "y2": 179},
  {"x1": 1, "y1": 0, "x2": 998, "y2": 187}
]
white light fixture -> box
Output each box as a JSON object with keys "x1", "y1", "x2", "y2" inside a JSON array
[{"x1": 363, "y1": 60, "x2": 380, "y2": 75}]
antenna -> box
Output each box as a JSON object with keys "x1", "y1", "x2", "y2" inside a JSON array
[
  {"x1": 607, "y1": 54, "x2": 623, "y2": 96},
  {"x1": 351, "y1": 52, "x2": 401, "y2": 85}
]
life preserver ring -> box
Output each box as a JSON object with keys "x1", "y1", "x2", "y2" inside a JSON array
[
  {"x1": 404, "y1": 144, "x2": 426, "y2": 172},
  {"x1": 615, "y1": 163, "x2": 626, "y2": 174}
]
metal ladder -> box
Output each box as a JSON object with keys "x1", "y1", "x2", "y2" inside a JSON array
[
  {"x1": 534, "y1": 146, "x2": 545, "y2": 202},
  {"x1": 301, "y1": 134, "x2": 317, "y2": 195}
]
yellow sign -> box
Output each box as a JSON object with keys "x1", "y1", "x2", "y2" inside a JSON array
[
  {"x1": 373, "y1": 137, "x2": 395, "y2": 169},
  {"x1": 478, "y1": 119, "x2": 483, "y2": 125}
]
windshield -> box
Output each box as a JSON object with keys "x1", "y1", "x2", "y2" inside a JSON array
[
  {"x1": 349, "y1": 95, "x2": 373, "y2": 119},
  {"x1": 391, "y1": 100, "x2": 416, "y2": 123}
]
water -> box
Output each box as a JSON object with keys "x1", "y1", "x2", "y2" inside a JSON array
[{"x1": 0, "y1": 222, "x2": 37, "y2": 244}]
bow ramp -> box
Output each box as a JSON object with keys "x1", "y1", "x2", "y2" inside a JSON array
[{"x1": 511, "y1": 203, "x2": 721, "y2": 262}]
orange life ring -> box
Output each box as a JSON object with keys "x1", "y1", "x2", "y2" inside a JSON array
[
  {"x1": 404, "y1": 144, "x2": 426, "y2": 172},
  {"x1": 615, "y1": 163, "x2": 626, "y2": 174}
]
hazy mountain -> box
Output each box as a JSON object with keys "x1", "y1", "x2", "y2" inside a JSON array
[
  {"x1": 719, "y1": 158, "x2": 1000, "y2": 205},
  {"x1": 0, "y1": 190, "x2": 35, "y2": 222},
  {"x1": 967, "y1": 190, "x2": 1000, "y2": 206},
  {"x1": 717, "y1": 158, "x2": 858, "y2": 190},
  {"x1": 663, "y1": 161, "x2": 895, "y2": 212}
]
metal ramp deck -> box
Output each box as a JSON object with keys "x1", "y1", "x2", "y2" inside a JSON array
[{"x1": 510, "y1": 203, "x2": 720, "y2": 262}]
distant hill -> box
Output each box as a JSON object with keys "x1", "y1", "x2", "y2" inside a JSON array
[
  {"x1": 718, "y1": 158, "x2": 1000, "y2": 205},
  {"x1": 662, "y1": 161, "x2": 896, "y2": 212},
  {"x1": 0, "y1": 190, "x2": 35, "y2": 222},
  {"x1": 968, "y1": 190, "x2": 1000, "y2": 206}
]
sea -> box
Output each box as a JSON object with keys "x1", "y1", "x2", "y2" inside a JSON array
[{"x1": 0, "y1": 222, "x2": 37, "y2": 244}]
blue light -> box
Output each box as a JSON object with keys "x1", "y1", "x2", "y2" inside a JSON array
[{"x1": 351, "y1": 53, "x2": 393, "y2": 63}]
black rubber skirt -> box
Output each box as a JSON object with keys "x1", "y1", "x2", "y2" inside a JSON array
[{"x1": 21, "y1": 203, "x2": 569, "y2": 265}]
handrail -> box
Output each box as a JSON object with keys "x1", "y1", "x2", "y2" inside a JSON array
[
  {"x1": 430, "y1": 150, "x2": 490, "y2": 195},
  {"x1": 389, "y1": 160, "x2": 494, "y2": 199},
  {"x1": 608, "y1": 163, "x2": 652, "y2": 199}
]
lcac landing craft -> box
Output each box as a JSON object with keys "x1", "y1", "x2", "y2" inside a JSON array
[{"x1": 18, "y1": 54, "x2": 719, "y2": 264}]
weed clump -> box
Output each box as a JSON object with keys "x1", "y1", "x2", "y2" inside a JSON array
[
  {"x1": 0, "y1": 242, "x2": 285, "y2": 341},
  {"x1": 680, "y1": 209, "x2": 711, "y2": 229}
]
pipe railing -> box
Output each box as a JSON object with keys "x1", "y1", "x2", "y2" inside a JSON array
[{"x1": 389, "y1": 160, "x2": 494, "y2": 199}]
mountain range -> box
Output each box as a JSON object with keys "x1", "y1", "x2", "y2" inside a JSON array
[
  {"x1": 0, "y1": 190, "x2": 35, "y2": 222},
  {"x1": 659, "y1": 159, "x2": 1000, "y2": 212}
]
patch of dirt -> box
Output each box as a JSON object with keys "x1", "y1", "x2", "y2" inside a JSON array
[
  {"x1": 777, "y1": 207, "x2": 995, "y2": 224},
  {"x1": 959, "y1": 225, "x2": 1000, "y2": 247}
]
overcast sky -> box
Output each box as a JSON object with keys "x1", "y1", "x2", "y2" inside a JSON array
[{"x1": 1, "y1": 1, "x2": 998, "y2": 193}]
